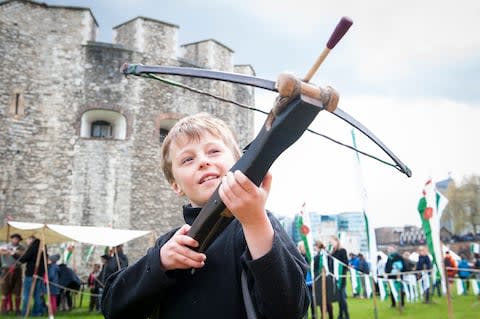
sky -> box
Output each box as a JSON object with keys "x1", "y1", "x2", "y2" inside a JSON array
[{"x1": 47, "y1": 0, "x2": 480, "y2": 228}]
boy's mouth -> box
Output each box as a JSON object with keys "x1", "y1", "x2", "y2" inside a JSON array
[{"x1": 199, "y1": 174, "x2": 219, "y2": 184}]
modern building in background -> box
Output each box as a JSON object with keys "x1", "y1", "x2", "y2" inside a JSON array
[{"x1": 290, "y1": 211, "x2": 368, "y2": 255}]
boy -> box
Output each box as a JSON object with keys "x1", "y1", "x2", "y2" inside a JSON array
[{"x1": 102, "y1": 113, "x2": 309, "y2": 318}]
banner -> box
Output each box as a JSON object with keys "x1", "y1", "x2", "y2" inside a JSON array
[{"x1": 417, "y1": 179, "x2": 448, "y2": 286}]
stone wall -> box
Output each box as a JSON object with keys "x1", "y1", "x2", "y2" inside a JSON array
[{"x1": 0, "y1": 0, "x2": 255, "y2": 266}]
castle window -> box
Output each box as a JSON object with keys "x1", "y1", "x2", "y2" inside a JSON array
[
  {"x1": 80, "y1": 109, "x2": 126, "y2": 140},
  {"x1": 158, "y1": 119, "x2": 177, "y2": 144},
  {"x1": 159, "y1": 128, "x2": 169, "y2": 143},
  {"x1": 15, "y1": 94, "x2": 20, "y2": 114},
  {"x1": 91, "y1": 120, "x2": 112, "y2": 138},
  {"x1": 9, "y1": 90, "x2": 24, "y2": 117}
]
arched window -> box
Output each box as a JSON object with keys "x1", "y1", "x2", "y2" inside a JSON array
[{"x1": 80, "y1": 109, "x2": 127, "y2": 140}]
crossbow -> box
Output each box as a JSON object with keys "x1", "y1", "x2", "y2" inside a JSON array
[{"x1": 122, "y1": 17, "x2": 412, "y2": 254}]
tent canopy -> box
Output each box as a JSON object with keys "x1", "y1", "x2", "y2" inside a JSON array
[{"x1": 0, "y1": 221, "x2": 151, "y2": 246}]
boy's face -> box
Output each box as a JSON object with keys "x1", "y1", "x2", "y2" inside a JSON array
[{"x1": 169, "y1": 132, "x2": 236, "y2": 207}]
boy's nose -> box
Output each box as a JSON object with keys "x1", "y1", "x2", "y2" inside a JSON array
[{"x1": 198, "y1": 155, "x2": 211, "y2": 168}]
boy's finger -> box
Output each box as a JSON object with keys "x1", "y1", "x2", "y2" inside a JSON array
[
  {"x1": 224, "y1": 171, "x2": 244, "y2": 198},
  {"x1": 174, "y1": 245, "x2": 206, "y2": 263},
  {"x1": 175, "y1": 234, "x2": 199, "y2": 248},
  {"x1": 176, "y1": 224, "x2": 191, "y2": 235},
  {"x1": 261, "y1": 171, "x2": 273, "y2": 194},
  {"x1": 173, "y1": 249, "x2": 206, "y2": 269},
  {"x1": 233, "y1": 170, "x2": 256, "y2": 194}
]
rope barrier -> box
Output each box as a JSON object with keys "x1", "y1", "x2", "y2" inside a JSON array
[
  {"x1": 311, "y1": 251, "x2": 480, "y2": 282},
  {"x1": 32, "y1": 274, "x2": 102, "y2": 297}
]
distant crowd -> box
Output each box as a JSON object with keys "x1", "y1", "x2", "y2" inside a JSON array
[
  {"x1": 298, "y1": 236, "x2": 480, "y2": 319},
  {"x1": 0, "y1": 233, "x2": 129, "y2": 316}
]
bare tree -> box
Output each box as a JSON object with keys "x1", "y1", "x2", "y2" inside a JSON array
[{"x1": 441, "y1": 175, "x2": 480, "y2": 235}]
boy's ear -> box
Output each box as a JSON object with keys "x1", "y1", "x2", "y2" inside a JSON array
[{"x1": 171, "y1": 182, "x2": 184, "y2": 196}]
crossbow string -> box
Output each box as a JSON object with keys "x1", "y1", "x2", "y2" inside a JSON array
[{"x1": 141, "y1": 72, "x2": 404, "y2": 172}]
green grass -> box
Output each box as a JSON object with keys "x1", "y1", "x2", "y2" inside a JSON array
[
  {"x1": 3, "y1": 292, "x2": 479, "y2": 318},
  {"x1": 309, "y1": 294, "x2": 480, "y2": 319},
  {"x1": 4, "y1": 295, "x2": 479, "y2": 318}
]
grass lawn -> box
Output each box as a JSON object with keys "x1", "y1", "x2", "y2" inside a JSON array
[
  {"x1": 3, "y1": 294, "x2": 479, "y2": 318},
  {"x1": 3, "y1": 282, "x2": 480, "y2": 319},
  {"x1": 310, "y1": 294, "x2": 480, "y2": 319}
]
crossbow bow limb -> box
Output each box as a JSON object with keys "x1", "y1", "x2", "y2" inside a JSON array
[{"x1": 121, "y1": 17, "x2": 412, "y2": 255}]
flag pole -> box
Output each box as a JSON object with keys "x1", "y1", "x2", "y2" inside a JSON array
[
  {"x1": 296, "y1": 202, "x2": 316, "y2": 319},
  {"x1": 351, "y1": 129, "x2": 379, "y2": 318},
  {"x1": 370, "y1": 275, "x2": 379, "y2": 319},
  {"x1": 442, "y1": 252, "x2": 454, "y2": 319},
  {"x1": 321, "y1": 267, "x2": 327, "y2": 319},
  {"x1": 311, "y1": 264, "x2": 318, "y2": 318},
  {"x1": 397, "y1": 274, "x2": 403, "y2": 314}
]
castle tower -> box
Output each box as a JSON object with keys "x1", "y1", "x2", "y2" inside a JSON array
[{"x1": 0, "y1": 0, "x2": 255, "y2": 264}]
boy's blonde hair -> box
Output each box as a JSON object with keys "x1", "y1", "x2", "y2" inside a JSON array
[{"x1": 161, "y1": 113, "x2": 242, "y2": 184}]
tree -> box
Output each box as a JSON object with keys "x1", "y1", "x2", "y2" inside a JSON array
[{"x1": 441, "y1": 175, "x2": 480, "y2": 235}]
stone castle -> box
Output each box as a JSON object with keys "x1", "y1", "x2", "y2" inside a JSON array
[{"x1": 0, "y1": 0, "x2": 255, "y2": 262}]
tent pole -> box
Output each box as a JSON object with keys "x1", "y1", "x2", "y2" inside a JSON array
[
  {"x1": 41, "y1": 231, "x2": 54, "y2": 319},
  {"x1": 6, "y1": 222, "x2": 10, "y2": 242}
]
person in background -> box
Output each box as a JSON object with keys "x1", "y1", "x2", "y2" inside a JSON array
[
  {"x1": 385, "y1": 246, "x2": 406, "y2": 308},
  {"x1": 444, "y1": 251, "x2": 457, "y2": 288},
  {"x1": 313, "y1": 240, "x2": 334, "y2": 319},
  {"x1": 58, "y1": 263, "x2": 81, "y2": 311},
  {"x1": 348, "y1": 253, "x2": 360, "y2": 298},
  {"x1": 474, "y1": 253, "x2": 480, "y2": 279},
  {"x1": 47, "y1": 254, "x2": 61, "y2": 314},
  {"x1": 102, "y1": 245, "x2": 128, "y2": 283},
  {"x1": 88, "y1": 263, "x2": 101, "y2": 312},
  {"x1": 375, "y1": 254, "x2": 386, "y2": 295},
  {"x1": 416, "y1": 246, "x2": 432, "y2": 303},
  {"x1": 330, "y1": 236, "x2": 349, "y2": 319},
  {"x1": 298, "y1": 241, "x2": 315, "y2": 319},
  {"x1": 94, "y1": 254, "x2": 110, "y2": 313},
  {"x1": 357, "y1": 253, "x2": 370, "y2": 299},
  {"x1": 457, "y1": 254, "x2": 471, "y2": 294},
  {"x1": 0, "y1": 233, "x2": 24, "y2": 315},
  {"x1": 18, "y1": 235, "x2": 47, "y2": 317}
]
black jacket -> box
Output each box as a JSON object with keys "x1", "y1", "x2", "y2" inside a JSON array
[
  {"x1": 18, "y1": 239, "x2": 45, "y2": 277},
  {"x1": 103, "y1": 252, "x2": 129, "y2": 283},
  {"x1": 416, "y1": 255, "x2": 432, "y2": 271},
  {"x1": 58, "y1": 264, "x2": 81, "y2": 290},
  {"x1": 102, "y1": 205, "x2": 309, "y2": 319}
]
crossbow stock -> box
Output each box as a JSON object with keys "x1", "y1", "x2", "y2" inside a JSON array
[{"x1": 121, "y1": 17, "x2": 412, "y2": 255}]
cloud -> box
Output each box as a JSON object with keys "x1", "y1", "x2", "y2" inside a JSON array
[{"x1": 231, "y1": 0, "x2": 480, "y2": 80}]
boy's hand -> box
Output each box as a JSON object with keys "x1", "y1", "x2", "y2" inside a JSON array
[
  {"x1": 219, "y1": 170, "x2": 272, "y2": 226},
  {"x1": 160, "y1": 224, "x2": 206, "y2": 271},
  {"x1": 219, "y1": 171, "x2": 274, "y2": 259}
]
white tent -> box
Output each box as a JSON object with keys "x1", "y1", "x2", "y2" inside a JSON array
[
  {"x1": 0, "y1": 221, "x2": 152, "y2": 318},
  {"x1": 0, "y1": 221, "x2": 151, "y2": 246}
]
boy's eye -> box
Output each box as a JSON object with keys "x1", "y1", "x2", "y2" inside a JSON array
[
  {"x1": 181, "y1": 156, "x2": 193, "y2": 164},
  {"x1": 208, "y1": 148, "x2": 221, "y2": 154}
]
